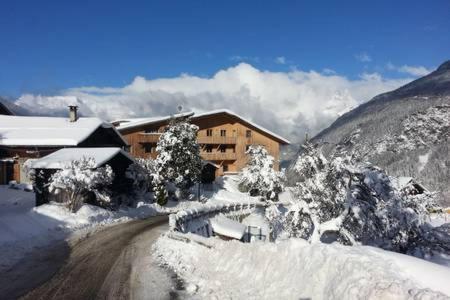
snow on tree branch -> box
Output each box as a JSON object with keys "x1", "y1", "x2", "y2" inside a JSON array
[
  {"x1": 272, "y1": 141, "x2": 447, "y2": 257},
  {"x1": 48, "y1": 157, "x2": 114, "y2": 212},
  {"x1": 156, "y1": 117, "x2": 202, "y2": 201},
  {"x1": 239, "y1": 145, "x2": 285, "y2": 201}
]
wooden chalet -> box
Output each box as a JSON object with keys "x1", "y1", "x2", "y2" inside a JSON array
[
  {"x1": 112, "y1": 109, "x2": 290, "y2": 177},
  {"x1": 0, "y1": 106, "x2": 128, "y2": 184}
]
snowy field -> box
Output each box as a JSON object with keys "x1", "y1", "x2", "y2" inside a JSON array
[{"x1": 154, "y1": 234, "x2": 450, "y2": 299}]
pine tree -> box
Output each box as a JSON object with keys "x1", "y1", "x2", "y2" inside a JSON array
[
  {"x1": 156, "y1": 116, "x2": 202, "y2": 199},
  {"x1": 239, "y1": 145, "x2": 285, "y2": 201}
]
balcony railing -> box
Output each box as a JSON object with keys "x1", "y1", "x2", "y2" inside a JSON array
[
  {"x1": 197, "y1": 136, "x2": 237, "y2": 145},
  {"x1": 201, "y1": 152, "x2": 237, "y2": 161},
  {"x1": 137, "y1": 133, "x2": 161, "y2": 143}
]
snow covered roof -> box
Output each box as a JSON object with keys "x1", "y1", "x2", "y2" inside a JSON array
[
  {"x1": 202, "y1": 161, "x2": 220, "y2": 168},
  {"x1": 30, "y1": 147, "x2": 134, "y2": 169},
  {"x1": 112, "y1": 112, "x2": 195, "y2": 131},
  {"x1": 113, "y1": 109, "x2": 290, "y2": 144},
  {"x1": 209, "y1": 215, "x2": 247, "y2": 240},
  {"x1": 0, "y1": 115, "x2": 126, "y2": 147},
  {"x1": 193, "y1": 109, "x2": 290, "y2": 144}
]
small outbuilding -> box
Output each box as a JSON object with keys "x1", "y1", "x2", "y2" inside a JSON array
[
  {"x1": 30, "y1": 147, "x2": 135, "y2": 206},
  {"x1": 201, "y1": 161, "x2": 219, "y2": 184}
]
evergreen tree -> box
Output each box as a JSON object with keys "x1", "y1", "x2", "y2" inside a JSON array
[
  {"x1": 156, "y1": 116, "x2": 202, "y2": 199},
  {"x1": 275, "y1": 141, "x2": 447, "y2": 255},
  {"x1": 239, "y1": 145, "x2": 285, "y2": 201}
]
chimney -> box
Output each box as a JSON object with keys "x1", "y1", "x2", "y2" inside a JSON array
[{"x1": 68, "y1": 105, "x2": 78, "y2": 122}]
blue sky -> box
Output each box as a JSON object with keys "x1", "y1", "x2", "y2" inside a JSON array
[{"x1": 1, "y1": 0, "x2": 449, "y2": 97}]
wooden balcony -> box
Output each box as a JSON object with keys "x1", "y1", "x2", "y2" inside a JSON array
[
  {"x1": 197, "y1": 136, "x2": 237, "y2": 145},
  {"x1": 201, "y1": 152, "x2": 237, "y2": 161},
  {"x1": 137, "y1": 133, "x2": 161, "y2": 143}
]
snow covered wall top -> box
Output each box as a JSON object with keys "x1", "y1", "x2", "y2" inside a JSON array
[{"x1": 0, "y1": 115, "x2": 119, "y2": 146}]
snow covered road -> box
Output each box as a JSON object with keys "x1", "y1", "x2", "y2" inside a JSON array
[{"x1": 3, "y1": 215, "x2": 180, "y2": 300}]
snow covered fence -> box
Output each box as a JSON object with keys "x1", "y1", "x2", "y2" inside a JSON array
[{"x1": 169, "y1": 202, "x2": 266, "y2": 237}]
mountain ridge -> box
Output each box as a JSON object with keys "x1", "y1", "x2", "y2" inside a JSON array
[{"x1": 288, "y1": 60, "x2": 450, "y2": 206}]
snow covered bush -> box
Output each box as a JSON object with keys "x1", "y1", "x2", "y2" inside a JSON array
[
  {"x1": 156, "y1": 117, "x2": 202, "y2": 200},
  {"x1": 239, "y1": 145, "x2": 285, "y2": 201},
  {"x1": 125, "y1": 158, "x2": 160, "y2": 203},
  {"x1": 277, "y1": 141, "x2": 445, "y2": 255},
  {"x1": 48, "y1": 157, "x2": 114, "y2": 212},
  {"x1": 154, "y1": 182, "x2": 169, "y2": 206}
]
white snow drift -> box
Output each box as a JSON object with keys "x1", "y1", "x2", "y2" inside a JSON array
[{"x1": 154, "y1": 234, "x2": 450, "y2": 299}]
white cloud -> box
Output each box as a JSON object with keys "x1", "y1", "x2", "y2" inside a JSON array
[
  {"x1": 275, "y1": 56, "x2": 286, "y2": 64},
  {"x1": 355, "y1": 52, "x2": 372, "y2": 62},
  {"x1": 386, "y1": 62, "x2": 432, "y2": 77},
  {"x1": 14, "y1": 63, "x2": 412, "y2": 143},
  {"x1": 229, "y1": 55, "x2": 260, "y2": 63},
  {"x1": 397, "y1": 65, "x2": 432, "y2": 77}
]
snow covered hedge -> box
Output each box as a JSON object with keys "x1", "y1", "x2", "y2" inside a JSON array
[
  {"x1": 272, "y1": 142, "x2": 448, "y2": 257},
  {"x1": 239, "y1": 145, "x2": 285, "y2": 201}
]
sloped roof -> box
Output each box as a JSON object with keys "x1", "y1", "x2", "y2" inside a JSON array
[
  {"x1": 30, "y1": 147, "x2": 133, "y2": 169},
  {"x1": 193, "y1": 109, "x2": 290, "y2": 144},
  {"x1": 0, "y1": 115, "x2": 127, "y2": 146},
  {"x1": 112, "y1": 112, "x2": 195, "y2": 131},
  {"x1": 114, "y1": 109, "x2": 290, "y2": 144}
]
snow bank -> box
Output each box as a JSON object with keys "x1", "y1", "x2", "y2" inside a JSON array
[
  {"x1": 0, "y1": 185, "x2": 160, "y2": 271},
  {"x1": 154, "y1": 235, "x2": 450, "y2": 299},
  {"x1": 209, "y1": 215, "x2": 246, "y2": 239}
]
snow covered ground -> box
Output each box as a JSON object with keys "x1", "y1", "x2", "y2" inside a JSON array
[
  {"x1": 0, "y1": 176, "x2": 255, "y2": 272},
  {"x1": 0, "y1": 184, "x2": 162, "y2": 271},
  {"x1": 153, "y1": 176, "x2": 450, "y2": 299},
  {"x1": 154, "y1": 234, "x2": 450, "y2": 299}
]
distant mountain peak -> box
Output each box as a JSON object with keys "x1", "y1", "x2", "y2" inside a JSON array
[{"x1": 436, "y1": 60, "x2": 450, "y2": 72}]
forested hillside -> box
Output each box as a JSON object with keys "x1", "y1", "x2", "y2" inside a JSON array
[{"x1": 288, "y1": 61, "x2": 450, "y2": 206}]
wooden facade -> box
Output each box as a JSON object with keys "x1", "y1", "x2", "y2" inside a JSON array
[
  {"x1": 0, "y1": 123, "x2": 128, "y2": 184},
  {"x1": 117, "y1": 111, "x2": 290, "y2": 177}
]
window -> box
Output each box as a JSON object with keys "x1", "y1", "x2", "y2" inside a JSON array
[
  {"x1": 220, "y1": 146, "x2": 226, "y2": 153},
  {"x1": 223, "y1": 165, "x2": 229, "y2": 172},
  {"x1": 205, "y1": 145, "x2": 213, "y2": 153},
  {"x1": 220, "y1": 129, "x2": 226, "y2": 137},
  {"x1": 144, "y1": 129, "x2": 158, "y2": 134},
  {"x1": 206, "y1": 129, "x2": 213, "y2": 136},
  {"x1": 142, "y1": 143, "x2": 152, "y2": 153},
  {"x1": 246, "y1": 130, "x2": 252, "y2": 138}
]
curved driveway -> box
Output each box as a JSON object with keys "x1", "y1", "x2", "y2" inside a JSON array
[{"x1": 4, "y1": 215, "x2": 181, "y2": 300}]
